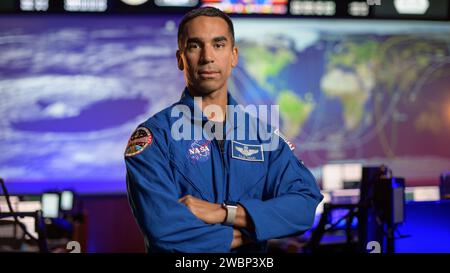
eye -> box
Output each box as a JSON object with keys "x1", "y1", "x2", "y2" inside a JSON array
[
  {"x1": 215, "y1": 43, "x2": 225, "y2": 49},
  {"x1": 188, "y1": 43, "x2": 200, "y2": 49}
]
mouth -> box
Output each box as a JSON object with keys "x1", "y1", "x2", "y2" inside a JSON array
[{"x1": 198, "y1": 70, "x2": 219, "y2": 78}]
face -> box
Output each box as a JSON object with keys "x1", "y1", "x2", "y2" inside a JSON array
[{"x1": 176, "y1": 16, "x2": 238, "y2": 96}]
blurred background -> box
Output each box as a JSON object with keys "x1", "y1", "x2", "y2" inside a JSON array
[{"x1": 0, "y1": 0, "x2": 449, "y2": 253}]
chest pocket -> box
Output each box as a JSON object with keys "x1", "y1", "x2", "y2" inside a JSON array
[
  {"x1": 171, "y1": 150, "x2": 216, "y2": 201},
  {"x1": 228, "y1": 152, "x2": 268, "y2": 201}
]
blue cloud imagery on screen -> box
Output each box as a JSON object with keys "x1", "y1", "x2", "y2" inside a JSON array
[{"x1": 0, "y1": 16, "x2": 185, "y2": 191}]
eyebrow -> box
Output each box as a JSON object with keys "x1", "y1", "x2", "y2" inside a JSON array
[
  {"x1": 212, "y1": 36, "x2": 228, "y2": 43},
  {"x1": 186, "y1": 36, "x2": 228, "y2": 45}
]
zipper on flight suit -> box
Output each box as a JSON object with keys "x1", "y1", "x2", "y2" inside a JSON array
[
  {"x1": 213, "y1": 138, "x2": 228, "y2": 202},
  {"x1": 210, "y1": 120, "x2": 231, "y2": 202}
]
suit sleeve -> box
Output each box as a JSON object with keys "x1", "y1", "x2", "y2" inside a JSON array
[
  {"x1": 125, "y1": 125, "x2": 233, "y2": 253},
  {"x1": 238, "y1": 138, "x2": 323, "y2": 242}
]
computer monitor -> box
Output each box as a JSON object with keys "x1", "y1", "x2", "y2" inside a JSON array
[
  {"x1": 41, "y1": 193, "x2": 60, "y2": 218},
  {"x1": 322, "y1": 163, "x2": 363, "y2": 191},
  {"x1": 405, "y1": 186, "x2": 440, "y2": 202},
  {"x1": 60, "y1": 190, "x2": 74, "y2": 211}
]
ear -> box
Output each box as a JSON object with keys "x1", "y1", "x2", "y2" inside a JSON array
[
  {"x1": 176, "y1": 50, "x2": 184, "y2": 71},
  {"x1": 231, "y1": 46, "x2": 238, "y2": 68}
]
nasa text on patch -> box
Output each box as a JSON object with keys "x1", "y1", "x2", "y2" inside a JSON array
[
  {"x1": 231, "y1": 141, "x2": 264, "y2": 162},
  {"x1": 187, "y1": 139, "x2": 211, "y2": 163}
]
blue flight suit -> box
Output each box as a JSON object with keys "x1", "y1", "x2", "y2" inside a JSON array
[{"x1": 125, "y1": 88, "x2": 323, "y2": 253}]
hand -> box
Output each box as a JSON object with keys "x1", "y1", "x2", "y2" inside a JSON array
[
  {"x1": 231, "y1": 228, "x2": 254, "y2": 249},
  {"x1": 179, "y1": 195, "x2": 226, "y2": 224}
]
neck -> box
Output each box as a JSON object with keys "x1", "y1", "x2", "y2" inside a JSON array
[{"x1": 187, "y1": 87, "x2": 228, "y2": 122}]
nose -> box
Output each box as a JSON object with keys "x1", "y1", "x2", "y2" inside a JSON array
[{"x1": 200, "y1": 44, "x2": 214, "y2": 64}]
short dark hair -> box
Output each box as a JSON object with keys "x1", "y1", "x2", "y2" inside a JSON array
[{"x1": 177, "y1": 6, "x2": 235, "y2": 50}]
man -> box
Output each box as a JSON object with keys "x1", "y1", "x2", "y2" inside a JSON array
[{"x1": 124, "y1": 7, "x2": 323, "y2": 253}]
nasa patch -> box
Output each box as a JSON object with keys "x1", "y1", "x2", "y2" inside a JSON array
[
  {"x1": 274, "y1": 128, "x2": 296, "y2": 151},
  {"x1": 187, "y1": 139, "x2": 211, "y2": 163},
  {"x1": 125, "y1": 127, "x2": 153, "y2": 157}
]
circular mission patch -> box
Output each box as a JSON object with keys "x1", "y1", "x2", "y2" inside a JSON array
[{"x1": 125, "y1": 127, "x2": 153, "y2": 157}]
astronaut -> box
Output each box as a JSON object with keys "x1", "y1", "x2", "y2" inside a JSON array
[{"x1": 124, "y1": 7, "x2": 323, "y2": 253}]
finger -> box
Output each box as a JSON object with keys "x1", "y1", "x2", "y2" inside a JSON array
[{"x1": 178, "y1": 195, "x2": 190, "y2": 203}]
